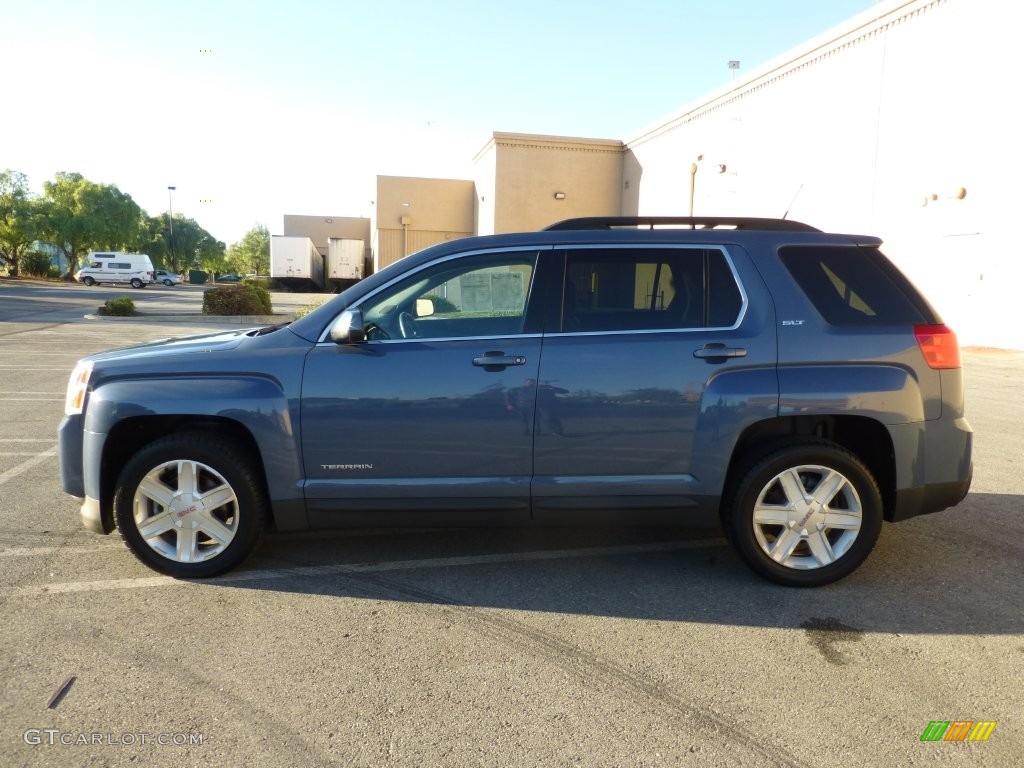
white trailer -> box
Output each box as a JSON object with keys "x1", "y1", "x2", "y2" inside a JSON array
[
  {"x1": 270, "y1": 236, "x2": 323, "y2": 290},
  {"x1": 327, "y1": 238, "x2": 364, "y2": 285}
]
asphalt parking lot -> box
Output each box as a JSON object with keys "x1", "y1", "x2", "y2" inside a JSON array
[{"x1": 0, "y1": 280, "x2": 1021, "y2": 767}]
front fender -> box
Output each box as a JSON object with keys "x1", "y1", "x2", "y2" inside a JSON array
[{"x1": 82, "y1": 376, "x2": 303, "y2": 516}]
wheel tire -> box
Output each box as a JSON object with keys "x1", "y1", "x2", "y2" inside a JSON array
[
  {"x1": 82, "y1": 276, "x2": 95, "y2": 286},
  {"x1": 113, "y1": 432, "x2": 267, "y2": 578},
  {"x1": 130, "y1": 278, "x2": 144, "y2": 289},
  {"x1": 723, "y1": 440, "x2": 882, "y2": 587},
  {"x1": 163, "y1": 279, "x2": 173, "y2": 286}
]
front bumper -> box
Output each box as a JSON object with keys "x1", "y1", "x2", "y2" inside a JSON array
[{"x1": 80, "y1": 495, "x2": 113, "y2": 534}]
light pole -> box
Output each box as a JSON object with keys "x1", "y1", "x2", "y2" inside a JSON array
[{"x1": 167, "y1": 186, "x2": 176, "y2": 272}]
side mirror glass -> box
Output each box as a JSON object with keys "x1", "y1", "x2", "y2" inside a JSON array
[
  {"x1": 415, "y1": 298, "x2": 435, "y2": 318},
  {"x1": 329, "y1": 308, "x2": 366, "y2": 344}
]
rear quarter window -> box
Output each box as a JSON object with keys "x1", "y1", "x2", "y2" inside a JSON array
[{"x1": 778, "y1": 245, "x2": 939, "y2": 326}]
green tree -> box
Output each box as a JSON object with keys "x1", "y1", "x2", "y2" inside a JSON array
[
  {"x1": 164, "y1": 214, "x2": 225, "y2": 275},
  {"x1": 227, "y1": 224, "x2": 270, "y2": 276},
  {"x1": 37, "y1": 172, "x2": 144, "y2": 274},
  {"x1": 130, "y1": 215, "x2": 170, "y2": 267},
  {"x1": 0, "y1": 170, "x2": 39, "y2": 277}
]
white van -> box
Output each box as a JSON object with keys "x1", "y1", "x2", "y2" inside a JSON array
[{"x1": 75, "y1": 252, "x2": 155, "y2": 288}]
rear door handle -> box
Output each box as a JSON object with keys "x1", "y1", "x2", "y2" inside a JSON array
[
  {"x1": 693, "y1": 344, "x2": 747, "y2": 359},
  {"x1": 473, "y1": 352, "x2": 527, "y2": 369}
]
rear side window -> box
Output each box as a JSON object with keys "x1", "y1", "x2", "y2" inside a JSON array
[
  {"x1": 562, "y1": 248, "x2": 743, "y2": 332},
  {"x1": 779, "y1": 245, "x2": 938, "y2": 326}
]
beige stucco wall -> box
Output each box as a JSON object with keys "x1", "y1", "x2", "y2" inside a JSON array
[
  {"x1": 373, "y1": 176, "x2": 475, "y2": 271},
  {"x1": 624, "y1": 0, "x2": 1019, "y2": 349},
  {"x1": 474, "y1": 133, "x2": 623, "y2": 234}
]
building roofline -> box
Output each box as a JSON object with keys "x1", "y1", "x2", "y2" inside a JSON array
[{"x1": 625, "y1": 0, "x2": 926, "y2": 148}]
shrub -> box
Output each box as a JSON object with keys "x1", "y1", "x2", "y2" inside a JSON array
[
  {"x1": 243, "y1": 276, "x2": 272, "y2": 290},
  {"x1": 97, "y1": 296, "x2": 136, "y2": 316},
  {"x1": 203, "y1": 284, "x2": 273, "y2": 316},
  {"x1": 22, "y1": 251, "x2": 57, "y2": 278},
  {"x1": 294, "y1": 299, "x2": 327, "y2": 319}
]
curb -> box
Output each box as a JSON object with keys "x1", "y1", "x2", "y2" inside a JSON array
[{"x1": 83, "y1": 314, "x2": 293, "y2": 324}]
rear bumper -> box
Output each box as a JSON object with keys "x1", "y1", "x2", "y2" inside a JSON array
[
  {"x1": 888, "y1": 416, "x2": 973, "y2": 522},
  {"x1": 890, "y1": 465, "x2": 972, "y2": 522}
]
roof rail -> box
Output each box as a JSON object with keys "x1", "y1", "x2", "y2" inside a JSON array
[{"x1": 544, "y1": 216, "x2": 820, "y2": 232}]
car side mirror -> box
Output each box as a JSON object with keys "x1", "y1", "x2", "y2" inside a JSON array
[
  {"x1": 329, "y1": 308, "x2": 366, "y2": 344},
  {"x1": 415, "y1": 298, "x2": 435, "y2": 318}
]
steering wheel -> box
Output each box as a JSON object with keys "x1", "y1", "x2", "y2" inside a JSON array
[{"x1": 398, "y1": 311, "x2": 418, "y2": 339}]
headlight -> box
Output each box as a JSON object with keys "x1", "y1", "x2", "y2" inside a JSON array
[{"x1": 64, "y1": 360, "x2": 94, "y2": 415}]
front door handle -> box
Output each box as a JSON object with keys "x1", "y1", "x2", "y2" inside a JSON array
[
  {"x1": 473, "y1": 351, "x2": 527, "y2": 370},
  {"x1": 693, "y1": 343, "x2": 747, "y2": 360}
]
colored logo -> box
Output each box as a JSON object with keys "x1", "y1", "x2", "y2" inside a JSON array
[{"x1": 920, "y1": 721, "x2": 996, "y2": 742}]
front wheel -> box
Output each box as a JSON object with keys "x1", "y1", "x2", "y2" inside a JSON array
[
  {"x1": 163, "y1": 279, "x2": 173, "y2": 286},
  {"x1": 82, "y1": 276, "x2": 95, "y2": 286},
  {"x1": 723, "y1": 441, "x2": 882, "y2": 587},
  {"x1": 113, "y1": 432, "x2": 267, "y2": 577}
]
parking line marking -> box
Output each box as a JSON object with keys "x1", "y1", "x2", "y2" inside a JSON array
[
  {"x1": 0, "y1": 439, "x2": 55, "y2": 442},
  {"x1": 0, "y1": 397, "x2": 63, "y2": 401},
  {"x1": 0, "y1": 447, "x2": 57, "y2": 486},
  {"x1": 0, "y1": 544, "x2": 122, "y2": 557},
  {"x1": 17, "y1": 539, "x2": 727, "y2": 596}
]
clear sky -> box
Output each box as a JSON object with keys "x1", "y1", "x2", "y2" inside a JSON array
[{"x1": 4, "y1": 0, "x2": 881, "y2": 246}]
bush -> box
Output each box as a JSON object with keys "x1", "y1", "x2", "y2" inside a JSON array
[
  {"x1": 97, "y1": 296, "x2": 136, "y2": 316},
  {"x1": 243, "y1": 276, "x2": 272, "y2": 290},
  {"x1": 203, "y1": 284, "x2": 273, "y2": 316},
  {"x1": 294, "y1": 299, "x2": 327, "y2": 319},
  {"x1": 22, "y1": 251, "x2": 58, "y2": 278}
]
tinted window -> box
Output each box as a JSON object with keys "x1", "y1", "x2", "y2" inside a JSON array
[
  {"x1": 779, "y1": 245, "x2": 937, "y2": 326},
  {"x1": 562, "y1": 248, "x2": 742, "y2": 332},
  {"x1": 360, "y1": 251, "x2": 537, "y2": 340}
]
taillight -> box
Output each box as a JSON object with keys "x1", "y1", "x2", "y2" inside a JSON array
[{"x1": 914, "y1": 324, "x2": 961, "y2": 369}]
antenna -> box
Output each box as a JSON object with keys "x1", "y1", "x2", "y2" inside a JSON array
[{"x1": 782, "y1": 184, "x2": 804, "y2": 220}]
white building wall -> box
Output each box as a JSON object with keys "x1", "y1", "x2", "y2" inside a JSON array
[{"x1": 625, "y1": 0, "x2": 1020, "y2": 349}]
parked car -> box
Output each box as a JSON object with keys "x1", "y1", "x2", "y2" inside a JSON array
[
  {"x1": 215, "y1": 273, "x2": 242, "y2": 282},
  {"x1": 75, "y1": 252, "x2": 154, "y2": 288},
  {"x1": 58, "y1": 217, "x2": 972, "y2": 585},
  {"x1": 153, "y1": 270, "x2": 182, "y2": 286}
]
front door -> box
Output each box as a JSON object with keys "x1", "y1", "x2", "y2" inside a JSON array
[{"x1": 300, "y1": 248, "x2": 547, "y2": 526}]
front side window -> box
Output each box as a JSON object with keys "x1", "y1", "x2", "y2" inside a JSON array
[
  {"x1": 359, "y1": 251, "x2": 538, "y2": 341},
  {"x1": 562, "y1": 248, "x2": 742, "y2": 332}
]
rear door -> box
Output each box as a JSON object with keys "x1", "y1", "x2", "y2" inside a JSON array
[{"x1": 531, "y1": 244, "x2": 777, "y2": 521}]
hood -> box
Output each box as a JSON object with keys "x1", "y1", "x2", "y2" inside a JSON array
[{"x1": 86, "y1": 327, "x2": 258, "y2": 363}]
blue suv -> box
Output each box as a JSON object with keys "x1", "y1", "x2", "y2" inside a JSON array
[{"x1": 58, "y1": 217, "x2": 972, "y2": 586}]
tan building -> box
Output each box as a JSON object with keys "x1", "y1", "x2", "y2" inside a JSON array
[
  {"x1": 473, "y1": 132, "x2": 623, "y2": 234},
  {"x1": 370, "y1": 176, "x2": 476, "y2": 272}
]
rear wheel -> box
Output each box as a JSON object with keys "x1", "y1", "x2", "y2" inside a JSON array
[
  {"x1": 82, "y1": 276, "x2": 95, "y2": 286},
  {"x1": 130, "y1": 278, "x2": 144, "y2": 288},
  {"x1": 724, "y1": 441, "x2": 882, "y2": 587},
  {"x1": 113, "y1": 432, "x2": 267, "y2": 577},
  {"x1": 163, "y1": 279, "x2": 173, "y2": 286}
]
